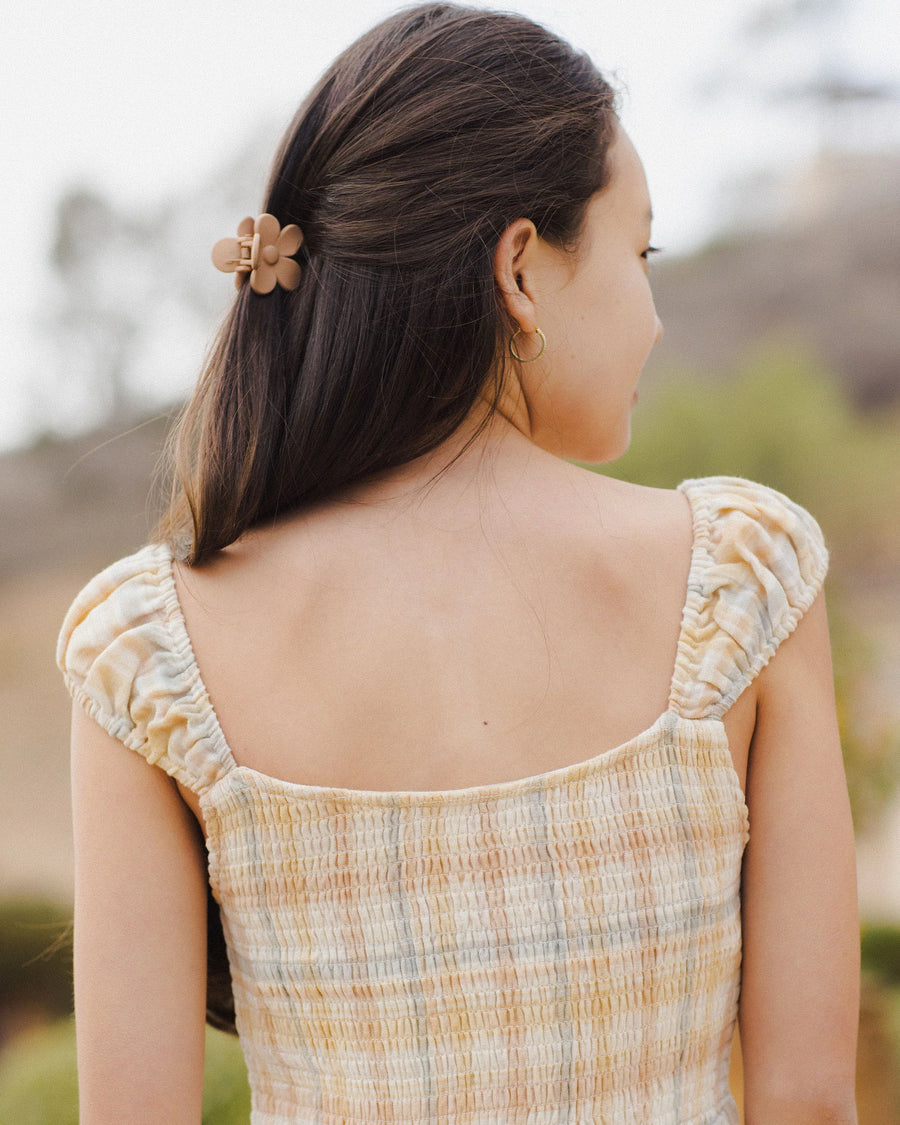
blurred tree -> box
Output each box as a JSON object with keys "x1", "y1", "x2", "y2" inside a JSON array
[
  {"x1": 34, "y1": 124, "x2": 277, "y2": 443},
  {"x1": 743, "y1": 0, "x2": 843, "y2": 35},
  {"x1": 48, "y1": 187, "x2": 161, "y2": 427},
  {"x1": 699, "y1": 0, "x2": 900, "y2": 152}
]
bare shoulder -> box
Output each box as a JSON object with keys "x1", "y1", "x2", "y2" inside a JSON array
[
  {"x1": 574, "y1": 469, "x2": 692, "y2": 548},
  {"x1": 172, "y1": 506, "x2": 327, "y2": 617},
  {"x1": 578, "y1": 468, "x2": 685, "y2": 511}
]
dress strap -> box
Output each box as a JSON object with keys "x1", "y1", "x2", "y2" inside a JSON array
[
  {"x1": 57, "y1": 542, "x2": 235, "y2": 796},
  {"x1": 670, "y1": 476, "x2": 829, "y2": 721}
]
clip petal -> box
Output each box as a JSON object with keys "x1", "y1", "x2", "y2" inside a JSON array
[{"x1": 212, "y1": 213, "x2": 304, "y2": 294}]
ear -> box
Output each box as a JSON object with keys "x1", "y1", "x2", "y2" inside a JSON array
[{"x1": 493, "y1": 218, "x2": 540, "y2": 332}]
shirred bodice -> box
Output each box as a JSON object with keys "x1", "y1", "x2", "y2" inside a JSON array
[{"x1": 58, "y1": 476, "x2": 828, "y2": 1123}]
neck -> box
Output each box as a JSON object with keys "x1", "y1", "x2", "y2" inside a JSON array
[{"x1": 329, "y1": 385, "x2": 561, "y2": 520}]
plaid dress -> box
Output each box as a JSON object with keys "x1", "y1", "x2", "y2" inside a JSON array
[{"x1": 59, "y1": 475, "x2": 828, "y2": 1124}]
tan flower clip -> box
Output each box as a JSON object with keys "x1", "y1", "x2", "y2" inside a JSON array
[{"x1": 211, "y1": 213, "x2": 303, "y2": 294}]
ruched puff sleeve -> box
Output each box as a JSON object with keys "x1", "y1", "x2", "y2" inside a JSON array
[
  {"x1": 56, "y1": 543, "x2": 233, "y2": 795},
  {"x1": 671, "y1": 476, "x2": 829, "y2": 721}
]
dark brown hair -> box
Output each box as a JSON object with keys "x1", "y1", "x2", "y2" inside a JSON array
[{"x1": 157, "y1": 1, "x2": 619, "y2": 564}]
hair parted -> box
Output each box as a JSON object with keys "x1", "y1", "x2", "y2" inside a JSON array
[{"x1": 157, "y1": 2, "x2": 619, "y2": 564}]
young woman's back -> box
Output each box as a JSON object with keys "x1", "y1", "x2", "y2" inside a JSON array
[
  {"x1": 61, "y1": 458, "x2": 843, "y2": 1124},
  {"x1": 57, "y1": 4, "x2": 859, "y2": 1121}
]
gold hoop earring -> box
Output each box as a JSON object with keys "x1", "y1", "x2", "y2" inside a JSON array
[{"x1": 508, "y1": 326, "x2": 546, "y2": 363}]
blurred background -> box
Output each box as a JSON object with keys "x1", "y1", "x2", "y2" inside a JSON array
[{"x1": 1, "y1": 0, "x2": 898, "y2": 1119}]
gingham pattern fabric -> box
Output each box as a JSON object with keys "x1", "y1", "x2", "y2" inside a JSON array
[{"x1": 58, "y1": 476, "x2": 828, "y2": 1124}]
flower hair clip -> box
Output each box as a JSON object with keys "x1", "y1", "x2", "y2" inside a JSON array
[{"x1": 211, "y1": 213, "x2": 303, "y2": 294}]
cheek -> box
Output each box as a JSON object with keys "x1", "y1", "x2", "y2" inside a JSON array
[
  {"x1": 612, "y1": 281, "x2": 659, "y2": 374},
  {"x1": 587, "y1": 264, "x2": 654, "y2": 345},
  {"x1": 583, "y1": 281, "x2": 654, "y2": 377}
]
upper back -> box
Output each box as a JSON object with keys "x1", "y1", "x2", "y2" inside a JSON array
[{"x1": 171, "y1": 465, "x2": 696, "y2": 798}]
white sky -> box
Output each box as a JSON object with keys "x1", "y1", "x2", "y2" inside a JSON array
[{"x1": 2, "y1": 0, "x2": 898, "y2": 450}]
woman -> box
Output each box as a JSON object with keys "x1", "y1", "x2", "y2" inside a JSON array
[{"x1": 58, "y1": 4, "x2": 860, "y2": 1121}]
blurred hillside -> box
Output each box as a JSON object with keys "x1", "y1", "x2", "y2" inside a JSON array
[
  {"x1": 646, "y1": 148, "x2": 900, "y2": 410},
  {"x1": 0, "y1": 417, "x2": 169, "y2": 899}
]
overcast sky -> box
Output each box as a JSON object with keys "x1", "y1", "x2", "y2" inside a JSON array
[{"x1": 2, "y1": 0, "x2": 898, "y2": 450}]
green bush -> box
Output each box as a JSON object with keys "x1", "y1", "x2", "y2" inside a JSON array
[
  {"x1": 862, "y1": 925, "x2": 900, "y2": 987},
  {"x1": 0, "y1": 1019, "x2": 77, "y2": 1125},
  {"x1": 0, "y1": 899, "x2": 73, "y2": 1022},
  {"x1": 0, "y1": 1017, "x2": 251, "y2": 1124},
  {"x1": 594, "y1": 342, "x2": 900, "y2": 564},
  {"x1": 201, "y1": 1027, "x2": 252, "y2": 1124}
]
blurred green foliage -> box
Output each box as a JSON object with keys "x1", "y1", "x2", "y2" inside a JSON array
[
  {"x1": 0, "y1": 1017, "x2": 250, "y2": 1124},
  {"x1": 201, "y1": 1027, "x2": 252, "y2": 1124},
  {"x1": 829, "y1": 601, "x2": 900, "y2": 831},
  {"x1": 862, "y1": 924, "x2": 900, "y2": 988},
  {"x1": 0, "y1": 899, "x2": 72, "y2": 1023},
  {"x1": 588, "y1": 345, "x2": 900, "y2": 829},
  {"x1": 887, "y1": 985, "x2": 900, "y2": 1069},
  {"x1": 0, "y1": 1018, "x2": 76, "y2": 1125},
  {"x1": 597, "y1": 343, "x2": 900, "y2": 565}
]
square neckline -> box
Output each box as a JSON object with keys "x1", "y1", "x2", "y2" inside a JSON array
[{"x1": 156, "y1": 479, "x2": 745, "y2": 809}]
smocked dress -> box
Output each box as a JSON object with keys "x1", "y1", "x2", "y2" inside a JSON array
[{"x1": 57, "y1": 475, "x2": 829, "y2": 1124}]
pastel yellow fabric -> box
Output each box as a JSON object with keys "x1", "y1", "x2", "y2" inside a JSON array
[{"x1": 58, "y1": 476, "x2": 828, "y2": 1124}]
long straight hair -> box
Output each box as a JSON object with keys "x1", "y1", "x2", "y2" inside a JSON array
[{"x1": 156, "y1": 2, "x2": 619, "y2": 564}]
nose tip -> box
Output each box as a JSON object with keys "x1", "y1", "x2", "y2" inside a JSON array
[{"x1": 654, "y1": 315, "x2": 664, "y2": 345}]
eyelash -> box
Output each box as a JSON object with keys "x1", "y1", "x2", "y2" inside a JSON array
[{"x1": 642, "y1": 245, "x2": 663, "y2": 260}]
